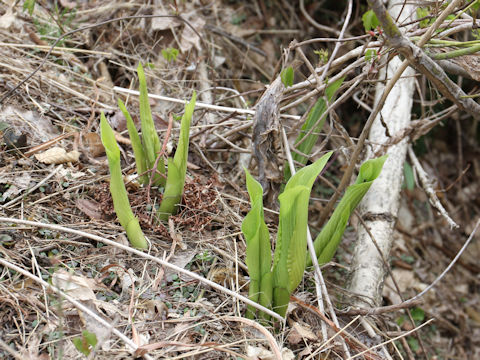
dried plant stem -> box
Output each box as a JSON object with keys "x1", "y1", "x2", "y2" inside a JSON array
[
  {"x1": 223, "y1": 316, "x2": 282, "y2": 360},
  {"x1": 408, "y1": 146, "x2": 458, "y2": 228},
  {"x1": 114, "y1": 87, "x2": 300, "y2": 120}
]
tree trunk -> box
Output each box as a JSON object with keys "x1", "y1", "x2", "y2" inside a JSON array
[{"x1": 347, "y1": 2, "x2": 416, "y2": 307}]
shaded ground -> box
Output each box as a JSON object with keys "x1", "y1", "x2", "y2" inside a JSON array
[{"x1": 0, "y1": 1, "x2": 479, "y2": 359}]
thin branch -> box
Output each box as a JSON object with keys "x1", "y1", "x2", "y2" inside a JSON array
[
  {"x1": 368, "y1": 0, "x2": 480, "y2": 118},
  {"x1": 408, "y1": 146, "x2": 458, "y2": 229}
]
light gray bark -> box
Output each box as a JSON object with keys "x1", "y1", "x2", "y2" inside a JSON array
[{"x1": 347, "y1": 3, "x2": 416, "y2": 307}]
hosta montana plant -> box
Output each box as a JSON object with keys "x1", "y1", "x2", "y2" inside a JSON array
[
  {"x1": 243, "y1": 153, "x2": 386, "y2": 318},
  {"x1": 100, "y1": 63, "x2": 196, "y2": 248},
  {"x1": 243, "y1": 152, "x2": 332, "y2": 318}
]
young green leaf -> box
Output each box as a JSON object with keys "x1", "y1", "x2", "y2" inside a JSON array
[
  {"x1": 365, "y1": 49, "x2": 377, "y2": 63},
  {"x1": 157, "y1": 92, "x2": 196, "y2": 220},
  {"x1": 137, "y1": 63, "x2": 165, "y2": 187},
  {"x1": 281, "y1": 66, "x2": 294, "y2": 87},
  {"x1": 72, "y1": 330, "x2": 97, "y2": 356},
  {"x1": 272, "y1": 152, "x2": 332, "y2": 317},
  {"x1": 118, "y1": 99, "x2": 148, "y2": 185},
  {"x1": 362, "y1": 10, "x2": 379, "y2": 32},
  {"x1": 403, "y1": 161, "x2": 415, "y2": 190},
  {"x1": 162, "y1": 47, "x2": 179, "y2": 62},
  {"x1": 285, "y1": 78, "x2": 344, "y2": 182},
  {"x1": 100, "y1": 113, "x2": 148, "y2": 249},
  {"x1": 23, "y1": 0, "x2": 35, "y2": 15},
  {"x1": 308, "y1": 155, "x2": 387, "y2": 266},
  {"x1": 242, "y1": 169, "x2": 272, "y2": 319}
]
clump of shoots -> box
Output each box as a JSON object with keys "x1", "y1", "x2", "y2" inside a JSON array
[
  {"x1": 243, "y1": 152, "x2": 332, "y2": 318},
  {"x1": 242, "y1": 153, "x2": 387, "y2": 319},
  {"x1": 100, "y1": 63, "x2": 196, "y2": 248}
]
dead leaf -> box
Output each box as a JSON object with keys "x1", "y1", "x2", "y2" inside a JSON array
[
  {"x1": 164, "y1": 250, "x2": 196, "y2": 282},
  {"x1": 83, "y1": 132, "x2": 105, "y2": 157},
  {"x1": 60, "y1": 0, "x2": 77, "y2": 10},
  {"x1": 252, "y1": 76, "x2": 284, "y2": 207},
  {"x1": 0, "y1": 107, "x2": 59, "y2": 144},
  {"x1": 35, "y1": 147, "x2": 80, "y2": 164},
  {"x1": 451, "y1": 54, "x2": 480, "y2": 81},
  {"x1": 18, "y1": 333, "x2": 43, "y2": 360},
  {"x1": 0, "y1": 172, "x2": 32, "y2": 200},
  {"x1": 52, "y1": 270, "x2": 96, "y2": 301},
  {"x1": 76, "y1": 198, "x2": 104, "y2": 220},
  {"x1": 115, "y1": 132, "x2": 131, "y2": 145},
  {"x1": 287, "y1": 322, "x2": 318, "y2": 345},
  {"x1": 179, "y1": 17, "x2": 205, "y2": 52},
  {"x1": 144, "y1": 299, "x2": 168, "y2": 320},
  {"x1": 93, "y1": 299, "x2": 129, "y2": 319},
  {"x1": 57, "y1": 166, "x2": 86, "y2": 180},
  {"x1": 77, "y1": 300, "x2": 115, "y2": 351},
  {"x1": 246, "y1": 345, "x2": 295, "y2": 360},
  {"x1": 466, "y1": 306, "x2": 480, "y2": 325},
  {"x1": 151, "y1": 7, "x2": 181, "y2": 31},
  {"x1": 383, "y1": 269, "x2": 428, "y2": 305},
  {"x1": 0, "y1": 8, "x2": 15, "y2": 29}
]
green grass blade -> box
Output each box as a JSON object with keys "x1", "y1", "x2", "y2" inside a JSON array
[
  {"x1": 272, "y1": 152, "x2": 332, "y2": 317},
  {"x1": 118, "y1": 99, "x2": 148, "y2": 185},
  {"x1": 242, "y1": 169, "x2": 272, "y2": 319},
  {"x1": 308, "y1": 155, "x2": 387, "y2": 266},
  {"x1": 137, "y1": 63, "x2": 165, "y2": 186},
  {"x1": 157, "y1": 92, "x2": 196, "y2": 221},
  {"x1": 100, "y1": 113, "x2": 147, "y2": 249},
  {"x1": 285, "y1": 78, "x2": 344, "y2": 182}
]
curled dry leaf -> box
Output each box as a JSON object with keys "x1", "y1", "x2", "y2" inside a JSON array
[
  {"x1": 51, "y1": 270, "x2": 96, "y2": 301},
  {"x1": 83, "y1": 132, "x2": 105, "y2": 157},
  {"x1": 287, "y1": 321, "x2": 318, "y2": 345},
  {"x1": 252, "y1": 76, "x2": 284, "y2": 206},
  {"x1": 34, "y1": 147, "x2": 80, "y2": 164},
  {"x1": 115, "y1": 132, "x2": 131, "y2": 145},
  {"x1": 144, "y1": 299, "x2": 168, "y2": 320},
  {"x1": 151, "y1": 9, "x2": 182, "y2": 31},
  {"x1": 179, "y1": 17, "x2": 205, "y2": 52},
  {"x1": 0, "y1": 8, "x2": 15, "y2": 29},
  {"x1": 76, "y1": 198, "x2": 104, "y2": 220},
  {"x1": 246, "y1": 345, "x2": 295, "y2": 360}
]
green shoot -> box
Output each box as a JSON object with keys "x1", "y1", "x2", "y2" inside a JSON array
[
  {"x1": 100, "y1": 113, "x2": 148, "y2": 249},
  {"x1": 118, "y1": 99, "x2": 148, "y2": 185},
  {"x1": 241, "y1": 152, "x2": 332, "y2": 318},
  {"x1": 284, "y1": 77, "x2": 344, "y2": 182},
  {"x1": 272, "y1": 152, "x2": 332, "y2": 317},
  {"x1": 23, "y1": 0, "x2": 36, "y2": 15},
  {"x1": 243, "y1": 169, "x2": 272, "y2": 320},
  {"x1": 157, "y1": 92, "x2": 197, "y2": 221},
  {"x1": 308, "y1": 155, "x2": 387, "y2": 267},
  {"x1": 137, "y1": 63, "x2": 165, "y2": 187}
]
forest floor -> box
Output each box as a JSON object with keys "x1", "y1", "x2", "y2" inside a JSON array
[{"x1": 0, "y1": 1, "x2": 479, "y2": 359}]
